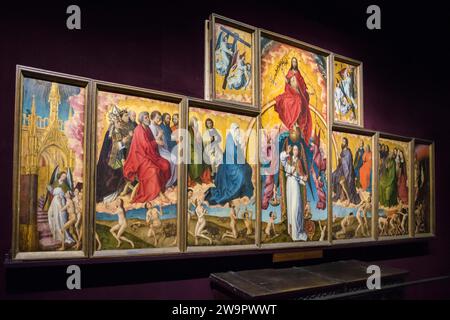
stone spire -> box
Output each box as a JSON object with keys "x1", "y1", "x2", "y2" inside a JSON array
[{"x1": 48, "y1": 82, "x2": 61, "y2": 126}]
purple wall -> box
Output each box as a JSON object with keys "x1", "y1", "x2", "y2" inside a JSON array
[{"x1": 1, "y1": 1, "x2": 449, "y2": 299}]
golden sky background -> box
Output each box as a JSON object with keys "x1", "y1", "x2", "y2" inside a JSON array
[
  {"x1": 189, "y1": 107, "x2": 257, "y2": 164},
  {"x1": 260, "y1": 40, "x2": 328, "y2": 121},
  {"x1": 332, "y1": 131, "x2": 372, "y2": 169},
  {"x1": 260, "y1": 39, "x2": 329, "y2": 158},
  {"x1": 379, "y1": 137, "x2": 410, "y2": 168},
  {"x1": 96, "y1": 91, "x2": 179, "y2": 160}
]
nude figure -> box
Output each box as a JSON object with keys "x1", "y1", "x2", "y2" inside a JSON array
[
  {"x1": 378, "y1": 216, "x2": 389, "y2": 236},
  {"x1": 73, "y1": 189, "x2": 83, "y2": 249},
  {"x1": 243, "y1": 208, "x2": 253, "y2": 236},
  {"x1": 194, "y1": 199, "x2": 212, "y2": 245},
  {"x1": 336, "y1": 212, "x2": 356, "y2": 238},
  {"x1": 146, "y1": 202, "x2": 163, "y2": 246},
  {"x1": 95, "y1": 232, "x2": 102, "y2": 251},
  {"x1": 355, "y1": 193, "x2": 371, "y2": 237},
  {"x1": 265, "y1": 211, "x2": 278, "y2": 238},
  {"x1": 59, "y1": 191, "x2": 77, "y2": 250},
  {"x1": 222, "y1": 202, "x2": 238, "y2": 240},
  {"x1": 109, "y1": 198, "x2": 135, "y2": 248},
  {"x1": 187, "y1": 189, "x2": 195, "y2": 237}
]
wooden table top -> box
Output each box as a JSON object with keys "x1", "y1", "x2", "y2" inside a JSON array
[{"x1": 210, "y1": 260, "x2": 409, "y2": 299}]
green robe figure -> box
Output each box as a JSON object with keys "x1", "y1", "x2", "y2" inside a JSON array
[
  {"x1": 188, "y1": 117, "x2": 205, "y2": 185},
  {"x1": 379, "y1": 156, "x2": 398, "y2": 207}
]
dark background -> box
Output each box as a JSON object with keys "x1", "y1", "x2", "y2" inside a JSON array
[{"x1": 0, "y1": 0, "x2": 449, "y2": 299}]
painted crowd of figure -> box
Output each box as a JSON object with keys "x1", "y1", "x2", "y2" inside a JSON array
[
  {"x1": 331, "y1": 138, "x2": 372, "y2": 238},
  {"x1": 96, "y1": 106, "x2": 180, "y2": 248},
  {"x1": 97, "y1": 107, "x2": 179, "y2": 206},
  {"x1": 378, "y1": 144, "x2": 409, "y2": 208},
  {"x1": 376, "y1": 143, "x2": 409, "y2": 236},
  {"x1": 261, "y1": 57, "x2": 328, "y2": 242},
  {"x1": 188, "y1": 117, "x2": 254, "y2": 204},
  {"x1": 187, "y1": 115, "x2": 255, "y2": 245},
  {"x1": 44, "y1": 167, "x2": 83, "y2": 250},
  {"x1": 215, "y1": 28, "x2": 252, "y2": 91}
]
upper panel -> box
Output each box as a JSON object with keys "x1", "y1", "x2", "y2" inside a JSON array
[
  {"x1": 205, "y1": 14, "x2": 258, "y2": 108},
  {"x1": 332, "y1": 55, "x2": 363, "y2": 128}
]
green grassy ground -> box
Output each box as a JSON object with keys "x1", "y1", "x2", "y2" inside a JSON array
[{"x1": 96, "y1": 218, "x2": 177, "y2": 250}]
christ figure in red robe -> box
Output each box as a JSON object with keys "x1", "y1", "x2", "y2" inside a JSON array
[
  {"x1": 123, "y1": 111, "x2": 171, "y2": 203},
  {"x1": 274, "y1": 57, "x2": 312, "y2": 144}
]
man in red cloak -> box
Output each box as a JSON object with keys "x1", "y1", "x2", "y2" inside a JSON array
[
  {"x1": 123, "y1": 111, "x2": 171, "y2": 203},
  {"x1": 275, "y1": 57, "x2": 312, "y2": 143}
]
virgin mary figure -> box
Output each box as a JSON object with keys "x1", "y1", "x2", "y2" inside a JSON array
[
  {"x1": 280, "y1": 144, "x2": 308, "y2": 241},
  {"x1": 205, "y1": 123, "x2": 254, "y2": 205},
  {"x1": 275, "y1": 57, "x2": 312, "y2": 144}
]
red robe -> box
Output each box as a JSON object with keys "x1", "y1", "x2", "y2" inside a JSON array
[
  {"x1": 123, "y1": 124, "x2": 171, "y2": 203},
  {"x1": 360, "y1": 151, "x2": 372, "y2": 191},
  {"x1": 397, "y1": 163, "x2": 408, "y2": 204},
  {"x1": 275, "y1": 69, "x2": 312, "y2": 143}
]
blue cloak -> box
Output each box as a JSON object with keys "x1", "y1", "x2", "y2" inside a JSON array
[{"x1": 205, "y1": 133, "x2": 254, "y2": 205}]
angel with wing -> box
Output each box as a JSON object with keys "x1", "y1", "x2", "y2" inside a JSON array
[
  {"x1": 215, "y1": 31, "x2": 235, "y2": 76},
  {"x1": 45, "y1": 166, "x2": 76, "y2": 247},
  {"x1": 226, "y1": 51, "x2": 251, "y2": 91}
]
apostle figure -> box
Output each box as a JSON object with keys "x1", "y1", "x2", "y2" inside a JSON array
[
  {"x1": 161, "y1": 113, "x2": 176, "y2": 151},
  {"x1": 149, "y1": 111, "x2": 177, "y2": 188},
  {"x1": 129, "y1": 110, "x2": 138, "y2": 129},
  {"x1": 171, "y1": 113, "x2": 179, "y2": 132},
  {"x1": 274, "y1": 57, "x2": 312, "y2": 144},
  {"x1": 188, "y1": 116, "x2": 207, "y2": 186},
  {"x1": 280, "y1": 144, "x2": 308, "y2": 241},
  {"x1": 202, "y1": 118, "x2": 223, "y2": 178},
  {"x1": 96, "y1": 106, "x2": 134, "y2": 203},
  {"x1": 205, "y1": 123, "x2": 254, "y2": 205},
  {"x1": 359, "y1": 144, "x2": 372, "y2": 192},
  {"x1": 123, "y1": 111, "x2": 171, "y2": 203},
  {"x1": 354, "y1": 141, "x2": 365, "y2": 188},
  {"x1": 379, "y1": 146, "x2": 398, "y2": 207},
  {"x1": 332, "y1": 137, "x2": 361, "y2": 205},
  {"x1": 397, "y1": 150, "x2": 408, "y2": 204}
]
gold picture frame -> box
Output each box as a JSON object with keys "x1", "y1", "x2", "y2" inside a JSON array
[
  {"x1": 90, "y1": 80, "x2": 186, "y2": 258},
  {"x1": 205, "y1": 13, "x2": 259, "y2": 109},
  {"x1": 376, "y1": 132, "x2": 414, "y2": 241},
  {"x1": 12, "y1": 65, "x2": 91, "y2": 260},
  {"x1": 332, "y1": 54, "x2": 364, "y2": 128},
  {"x1": 412, "y1": 138, "x2": 435, "y2": 238},
  {"x1": 258, "y1": 29, "x2": 332, "y2": 249},
  {"x1": 184, "y1": 97, "x2": 261, "y2": 253},
  {"x1": 10, "y1": 11, "x2": 437, "y2": 264},
  {"x1": 330, "y1": 125, "x2": 378, "y2": 244}
]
